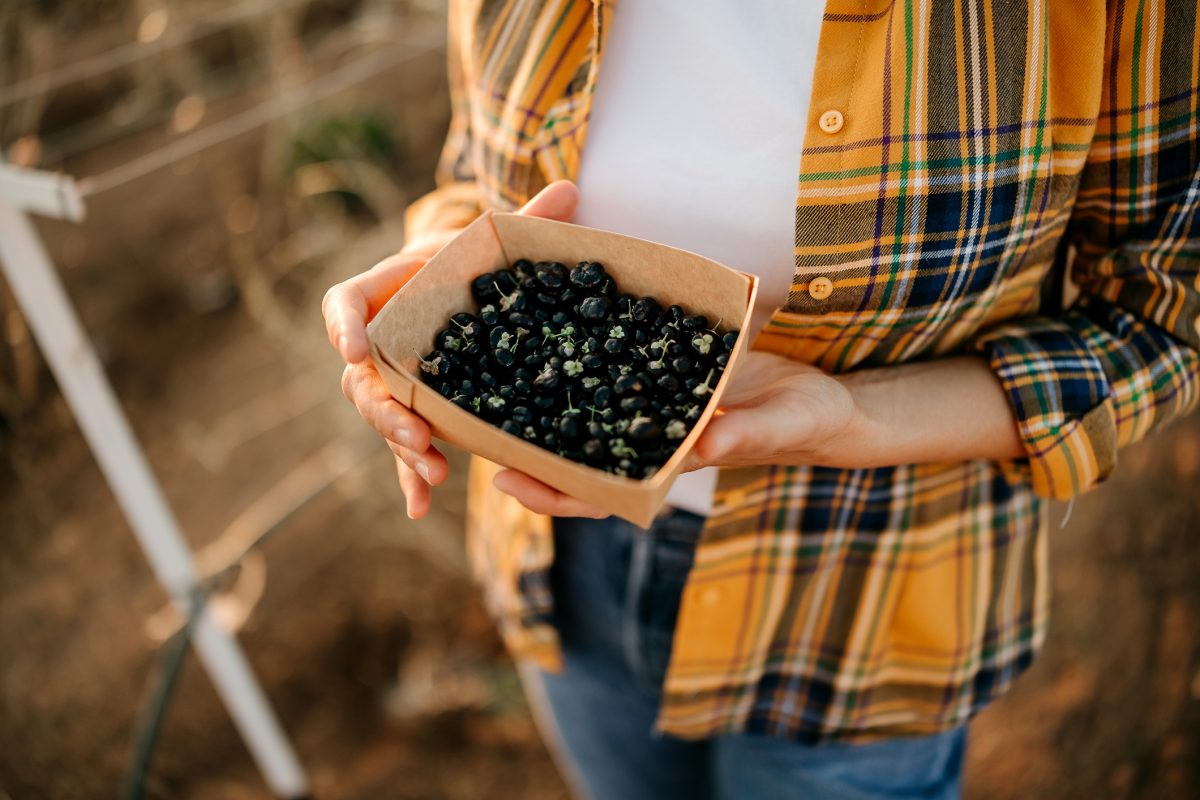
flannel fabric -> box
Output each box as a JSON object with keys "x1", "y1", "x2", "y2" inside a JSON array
[{"x1": 403, "y1": 0, "x2": 1200, "y2": 742}]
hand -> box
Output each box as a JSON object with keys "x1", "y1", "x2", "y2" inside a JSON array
[
  {"x1": 323, "y1": 180, "x2": 581, "y2": 518},
  {"x1": 491, "y1": 351, "x2": 859, "y2": 518},
  {"x1": 492, "y1": 349, "x2": 1026, "y2": 517},
  {"x1": 683, "y1": 351, "x2": 859, "y2": 471}
]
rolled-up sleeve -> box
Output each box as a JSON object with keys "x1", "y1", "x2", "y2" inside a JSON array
[{"x1": 971, "y1": 0, "x2": 1200, "y2": 499}]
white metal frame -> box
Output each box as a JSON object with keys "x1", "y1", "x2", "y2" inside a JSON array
[{"x1": 0, "y1": 162, "x2": 309, "y2": 798}]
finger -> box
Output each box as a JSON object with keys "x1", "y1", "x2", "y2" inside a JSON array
[
  {"x1": 386, "y1": 440, "x2": 450, "y2": 486},
  {"x1": 518, "y1": 180, "x2": 579, "y2": 222},
  {"x1": 322, "y1": 282, "x2": 370, "y2": 363},
  {"x1": 341, "y1": 363, "x2": 433, "y2": 451},
  {"x1": 323, "y1": 253, "x2": 425, "y2": 363},
  {"x1": 396, "y1": 456, "x2": 432, "y2": 519},
  {"x1": 492, "y1": 470, "x2": 608, "y2": 518}
]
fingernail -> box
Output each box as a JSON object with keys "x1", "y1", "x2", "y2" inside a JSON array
[
  {"x1": 415, "y1": 461, "x2": 431, "y2": 482},
  {"x1": 405, "y1": 503, "x2": 416, "y2": 520},
  {"x1": 392, "y1": 428, "x2": 413, "y2": 448}
]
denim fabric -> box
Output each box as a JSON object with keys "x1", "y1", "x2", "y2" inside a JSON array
[{"x1": 525, "y1": 511, "x2": 968, "y2": 800}]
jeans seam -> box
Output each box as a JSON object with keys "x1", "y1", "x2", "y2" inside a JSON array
[{"x1": 622, "y1": 524, "x2": 657, "y2": 692}]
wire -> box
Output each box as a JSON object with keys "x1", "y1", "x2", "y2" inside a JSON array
[
  {"x1": 77, "y1": 36, "x2": 441, "y2": 198},
  {"x1": 0, "y1": 0, "x2": 317, "y2": 109},
  {"x1": 121, "y1": 590, "x2": 204, "y2": 800}
]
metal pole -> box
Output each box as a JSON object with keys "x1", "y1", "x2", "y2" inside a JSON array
[{"x1": 0, "y1": 198, "x2": 309, "y2": 798}]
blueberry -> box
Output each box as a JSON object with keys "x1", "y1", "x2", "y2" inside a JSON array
[
  {"x1": 656, "y1": 374, "x2": 681, "y2": 393},
  {"x1": 495, "y1": 349, "x2": 516, "y2": 368},
  {"x1": 512, "y1": 406, "x2": 533, "y2": 425},
  {"x1": 500, "y1": 419, "x2": 523, "y2": 437},
  {"x1": 680, "y1": 314, "x2": 708, "y2": 331},
  {"x1": 603, "y1": 338, "x2": 624, "y2": 354},
  {"x1": 671, "y1": 355, "x2": 693, "y2": 374}
]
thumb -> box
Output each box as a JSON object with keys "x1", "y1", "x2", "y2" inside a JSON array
[
  {"x1": 518, "y1": 180, "x2": 579, "y2": 222},
  {"x1": 687, "y1": 406, "x2": 776, "y2": 469}
]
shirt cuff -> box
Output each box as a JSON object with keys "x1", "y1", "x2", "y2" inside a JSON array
[
  {"x1": 404, "y1": 181, "x2": 483, "y2": 241},
  {"x1": 972, "y1": 314, "x2": 1118, "y2": 499}
]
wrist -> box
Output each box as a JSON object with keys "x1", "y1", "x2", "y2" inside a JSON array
[{"x1": 828, "y1": 370, "x2": 892, "y2": 467}]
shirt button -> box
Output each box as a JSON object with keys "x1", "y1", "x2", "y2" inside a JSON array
[
  {"x1": 818, "y1": 109, "x2": 844, "y2": 134},
  {"x1": 808, "y1": 276, "x2": 834, "y2": 300}
]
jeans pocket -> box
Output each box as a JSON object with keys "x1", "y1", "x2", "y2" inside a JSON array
[{"x1": 631, "y1": 534, "x2": 696, "y2": 691}]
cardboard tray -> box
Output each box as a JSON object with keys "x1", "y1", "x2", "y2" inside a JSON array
[{"x1": 367, "y1": 211, "x2": 758, "y2": 527}]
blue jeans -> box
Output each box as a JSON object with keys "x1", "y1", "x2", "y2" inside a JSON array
[{"x1": 521, "y1": 510, "x2": 967, "y2": 800}]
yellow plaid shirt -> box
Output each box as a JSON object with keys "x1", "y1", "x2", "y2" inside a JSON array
[{"x1": 403, "y1": 0, "x2": 1200, "y2": 742}]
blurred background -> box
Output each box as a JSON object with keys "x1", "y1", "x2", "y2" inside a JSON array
[{"x1": 0, "y1": 1, "x2": 1198, "y2": 798}]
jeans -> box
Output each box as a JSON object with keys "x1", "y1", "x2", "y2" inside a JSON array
[{"x1": 521, "y1": 510, "x2": 968, "y2": 800}]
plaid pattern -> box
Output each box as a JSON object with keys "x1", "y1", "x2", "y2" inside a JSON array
[{"x1": 406, "y1": 0, "x2": 1200, "y2": 742}]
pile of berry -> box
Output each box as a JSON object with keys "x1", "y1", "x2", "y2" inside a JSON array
[{"x1": 418, "y1": 259, "x2": 739, "y2": 479}]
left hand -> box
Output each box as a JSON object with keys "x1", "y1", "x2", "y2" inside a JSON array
[{"x1": 492, "y1": 351, "x2": 863, "y2": 517}]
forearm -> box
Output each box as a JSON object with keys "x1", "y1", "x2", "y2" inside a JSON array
[{"x1": 836, "y1": 355, "x2": 1024, "y2": 467}]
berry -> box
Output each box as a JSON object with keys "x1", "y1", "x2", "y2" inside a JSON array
[
  {"x1": 419, "y1": 257, "x2": 740, "y2": 478},
  {"x1": 579, "y1": 295, "x2": 612, "y2": 320}
]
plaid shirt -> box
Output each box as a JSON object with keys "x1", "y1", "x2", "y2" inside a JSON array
[{"x1": 403, "y1": 0, "x2": 1200, "y2": 742}]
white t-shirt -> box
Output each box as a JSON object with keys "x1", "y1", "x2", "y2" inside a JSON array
[{"x1": 573, "y1": 1, "x2": 825, "y2": 516}]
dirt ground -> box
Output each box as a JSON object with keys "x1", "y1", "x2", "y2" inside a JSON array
[{"x1": 3, "y1": 3, "x2": 1200, "y2": 798}]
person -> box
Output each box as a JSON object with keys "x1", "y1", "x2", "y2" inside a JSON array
[{"x1": 323, "y1": 1, "x2": 1200, "y2": 797}]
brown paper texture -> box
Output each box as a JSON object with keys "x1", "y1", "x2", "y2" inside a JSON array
[{"x1": 368, "y1": 211, "x2": 759, "y2": 527}]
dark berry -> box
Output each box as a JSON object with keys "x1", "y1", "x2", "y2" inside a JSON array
[
  {"x1": 628, "y1": 416, "x2": 663, "y2": 442},
  {"x1": 558, "y1": 415, "x2": 580, "y2": 440},
  {"x1": 533, "y1": 367, "x2": 561, "y2": 392},
  {"x1": 614, "y1": 373, "x2": 645, "y2": 395},
  {"x1": 569, "y1": 261, "x2": 607, "y2": 289},
  {"x1": 620, "y1": 396, "x2": 649, "y2": 413},
  {"x1": 579, "y1": 295, "x2": 611, "y2": 320},
  {"x1": 592, "y1": 385, "x2": 614, "y2": 408},
  {"x1": 535, "y1": 261, "x2": 566, "y2": 289}
]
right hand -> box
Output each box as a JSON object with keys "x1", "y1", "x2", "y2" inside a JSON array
[{"x1": 322, "y1": 180, "x2": 581, "y2": 518}]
